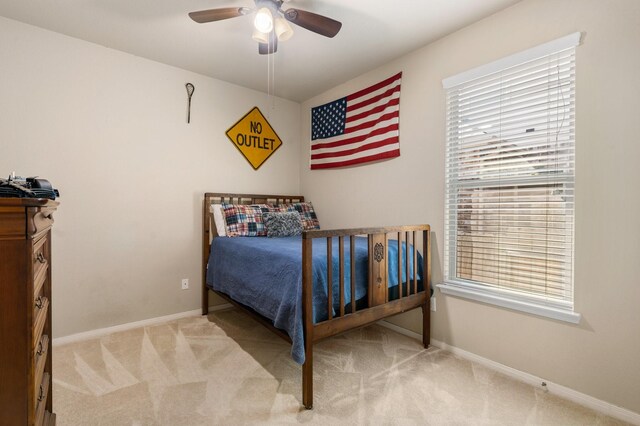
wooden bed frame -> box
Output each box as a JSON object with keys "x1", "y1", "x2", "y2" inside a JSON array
[{"x1": 202, "y1": 192, "x2": 431, "y2": 409}]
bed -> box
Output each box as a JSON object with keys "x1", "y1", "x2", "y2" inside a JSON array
[{"x1": 202, "y1": 192, "x2": 431, "y2": 409}]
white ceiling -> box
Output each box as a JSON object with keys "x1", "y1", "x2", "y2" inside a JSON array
[{"x1": 0, "y1": 0, "x2": 521, "y2": 102}]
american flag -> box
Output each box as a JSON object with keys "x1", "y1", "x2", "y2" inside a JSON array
[{"x1": 310, "y1": 72, "x2": 402, "y2": 169}]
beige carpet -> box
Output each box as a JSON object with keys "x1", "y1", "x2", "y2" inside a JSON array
[{"x1": 53, "y1": 309, "x2": 628, "y2": 425}]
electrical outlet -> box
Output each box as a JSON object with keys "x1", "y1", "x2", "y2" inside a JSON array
[
  {"x1": 430, "y1": 296, "x2": 436, "y2": 312},
  {"x1": 181, "y1": 278, "x2": 189, "y2": 290}
]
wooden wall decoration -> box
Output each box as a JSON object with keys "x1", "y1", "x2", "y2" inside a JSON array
[{"x1": 185, "y1": 83, "x2": 195, "y2": 123}]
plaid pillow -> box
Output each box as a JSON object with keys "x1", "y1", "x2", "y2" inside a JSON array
[
  {"x1": 283, "y1": 202, "x2": 320, "y2": 230},
  {"x1": 222, "y1": 204, "x2": 272, "y2": 237}
]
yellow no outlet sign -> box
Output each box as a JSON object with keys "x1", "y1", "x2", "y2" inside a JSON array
[{"x1": 226, "y1": 107, "x2": 282, "y2": 170}]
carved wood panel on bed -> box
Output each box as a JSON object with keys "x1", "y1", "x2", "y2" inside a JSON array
[{"x1": 202, "y1": 192, "x2": 431, "y2": 409}]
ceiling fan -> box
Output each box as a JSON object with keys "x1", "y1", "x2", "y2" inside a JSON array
[{"x1": 189, "y1": 0, "x2": 342, "y2": 54}]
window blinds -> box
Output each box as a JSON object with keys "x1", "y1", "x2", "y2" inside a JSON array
[{"x1": 444, "y1": 35, "x2": 578, "y2": 311}]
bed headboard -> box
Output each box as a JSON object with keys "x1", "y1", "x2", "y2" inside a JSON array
[{"x1": 203, "y1": 191, "x2": 304, "y2": 240}]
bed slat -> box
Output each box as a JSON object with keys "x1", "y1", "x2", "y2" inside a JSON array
[
  {"x1": 413, "y1": 230, "x2": 418, "y2": 295},
  {"x1": 339, "y1": 236, "x2": 345, "y2": 317},
  {"x1": 397, "y1": 232, "x2": 402, "y2": 299},
  {"x1": 350, "y1": 235, "x2": 356, "y2": 314},
  {"x1": 423, "y1": 229, "x2": 431, "y2": 348},
  {"x1": 405, "y1": 231, "x2": 410, "y2": 295},
  {"x1": 326, "y1": 237, "x2": 333, "y2": 321},
  {"x1": 302, "y1": 236, "x2": 314, "y2": 409}
]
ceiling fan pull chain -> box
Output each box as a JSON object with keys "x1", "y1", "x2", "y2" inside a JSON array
[{"x1": 271, "y1": 47, "x2": 275, "y2": 111}]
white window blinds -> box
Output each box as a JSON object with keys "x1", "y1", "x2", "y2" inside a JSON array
[{"x1": 442, "y1": 34, "x2": 580, "y2": 318}]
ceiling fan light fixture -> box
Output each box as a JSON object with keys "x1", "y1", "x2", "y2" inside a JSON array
[
  {"x1": 187, "y1": 2, "x2": 343, "y2": 54},
  {"x1": 274, "y1": 17, "x2": 293, "y2": 41},
  {"x1": 251, "y1": 27, "x2": 270, "y2": 44},
  {"x1": 254, "y1": 7, "x2": 273, "y2": 33}
]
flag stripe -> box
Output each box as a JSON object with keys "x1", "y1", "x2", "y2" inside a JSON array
[
  {"x1": 311, "y1": 149, "x2": 401, "y2": 170},
  {"x1": 346, "y1": 72, "x2": 402, "y2": 103},
  {"x1": 310, "y1": 72, "x2": 401, "y2": 169},
  {"x1": 345, "y1": 109, "x2": 399, "y2": 135},
  {"x1": 311, "y1": 146, "x2": 400, "y2": 166},
  {"x1": 346, "y1": 86, "x2": 400, "y2": 122},
  {"x1": 311, "y1": 137, "x2": 400, "y2": 160},
  {"x1": 346, "y1": 97, "x2": 400, "y2": 125},
  {"x1": 348, "y1": 83, "x2": 401, "y2": 113},
  {"x1": 311, "y1": 144, "x2": 400, "y2": 164},
  {"x1": 311, "y1": 122, "x2": 399, "y2": 152},
  {"x1": 346, "y1": 79, "x2": 401, "y2": 120},
  {"x1": 311, "y1": 117, "x2": 399, "y2": 153}
]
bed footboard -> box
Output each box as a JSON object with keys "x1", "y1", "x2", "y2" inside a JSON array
[{"x1": 301, "y1": 225, "x2": 431, "y2": 409}]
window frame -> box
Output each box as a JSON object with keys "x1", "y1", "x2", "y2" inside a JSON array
[{"x1": 438, "y1": 33, "x2": 582, "y2": 324}]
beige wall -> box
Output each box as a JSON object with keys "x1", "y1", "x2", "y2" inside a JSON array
[
  {"x1": 300, "y1": 0, "x2": 640, "y2": 415},
  {"x1": 0, "y1": 17, "x2": 301, "y2": 337},
  {"x1": 2, "y1": 0, "x2": 638, "y2": 416}
]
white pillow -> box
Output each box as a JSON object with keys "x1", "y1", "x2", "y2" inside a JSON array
[{"x1": 210, "y1": 204, "x2": 227, "y2": 237}]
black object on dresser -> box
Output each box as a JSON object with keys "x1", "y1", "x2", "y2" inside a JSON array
[{"x1": 0, "y1": 198, "x2": 57, "y2": 425}]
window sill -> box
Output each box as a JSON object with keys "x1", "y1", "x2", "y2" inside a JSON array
[{"x1": 437, "y1": 282, "x2": 581, "y2": 324}]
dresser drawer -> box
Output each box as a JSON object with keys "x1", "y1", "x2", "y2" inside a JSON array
[
  {"x1": 33, "y1": 288, "x2": 49, "y2": 349},
  {"x1": 34, "y1": 335, "x2": 50, "y2": 425},
  {"x1": 33, "y1": 235, "x2": 49, "y2": 285},
  {"x1": 0, "y1": 206, "x2": 26, "y2": 237},
  {"x1": 35, "y1": 372, "x2": 50, "y2": 425},
  {"x1": 28, "y1": 206, "x2": 55, "y2": 238},
  {"x1": 35, "y1": 334, "x2": 49, "y2": 388},
  {"x1": 33, "y1": 265, "x2": 49, "y2": 309}
]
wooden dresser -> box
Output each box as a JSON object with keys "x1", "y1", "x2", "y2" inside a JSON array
[{"x1": 0, "y1": 198, "x2": 57, "y2": 425}]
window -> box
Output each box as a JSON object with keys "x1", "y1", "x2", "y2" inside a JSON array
[{"x1": 439, "y1": 33, "x2": 581, "y2": 323}]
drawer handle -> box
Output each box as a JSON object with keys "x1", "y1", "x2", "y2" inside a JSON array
[
  {"x1": 37, "y1": 340, "x2": 44, "y2": 356},
  {"x1": 38, "y1": 385, "x2": 45, "y2": 402},
  {"x1": 35, "y1": 296, "x2": 44, "y2": 309},
  {"x1": 37, "y1": 252, "x2": 46, "y2": 264}
]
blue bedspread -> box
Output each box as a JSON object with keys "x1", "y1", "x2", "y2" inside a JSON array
[{"x1": 206, "y1": 236, "x2": 422, "y2": 364}]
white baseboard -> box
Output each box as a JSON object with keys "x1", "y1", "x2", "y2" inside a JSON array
[
  {"x1": 52, "y1": 304, "x2": 233, "y2": 347},
  {"x1": 378, "y1": 320, "x2": 640, "y2": 425}
]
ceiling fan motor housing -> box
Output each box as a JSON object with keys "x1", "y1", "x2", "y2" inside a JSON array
[{"x1": 255, "y1": 0, "x2": 283, "y2": 14}]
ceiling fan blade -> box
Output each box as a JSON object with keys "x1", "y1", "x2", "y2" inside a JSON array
[
  {"x1": 258, "y1": 32, "x2": 278, "y2": 55},
  {"x1": 189, "y1": 7, "x2": 250, "y2": 24},
  {"x1": 283, "y1": 8, "x2": 342, "y2": 38}
]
